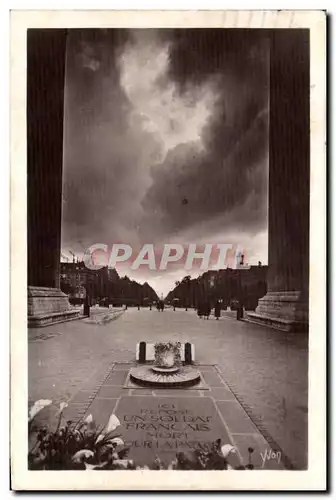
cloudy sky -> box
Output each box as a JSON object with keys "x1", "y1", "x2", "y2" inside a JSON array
[{"x1": 61, "y1": 29, "x2": 269, "y2": 297}]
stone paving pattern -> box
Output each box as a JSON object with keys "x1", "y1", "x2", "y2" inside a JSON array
[{"x1": 29, "y1": 307, "x2": 308, "y2": 469}]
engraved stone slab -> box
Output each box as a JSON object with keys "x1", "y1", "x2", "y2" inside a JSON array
[{"x1": 115, "y1": 396, "x2": 231, "y2": 466}]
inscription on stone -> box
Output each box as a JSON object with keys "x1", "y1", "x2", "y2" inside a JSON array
[
  {"x1": 116, "y1": 396, "x2": 230, "y2": 464},
  {"x1": 123, "y1": 403, "x2": 212, "y2": 449}
]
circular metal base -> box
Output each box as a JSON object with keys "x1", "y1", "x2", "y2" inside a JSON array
[{"x1": 130, "y1": 366, "x2": 201, "y2": 388}]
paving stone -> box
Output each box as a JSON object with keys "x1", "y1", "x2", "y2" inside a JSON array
[
  {"x1": 209, "y1": 387, "x2": 236, "y2": 401},
  {"x1": 104, "y1": 370, "x2": 128, "y2": 386},
  {"x1": 80, "y1": 373, "x2": 110, "y2": 390},
  {"x1": 152, "y1": 390, "x2": 202, "y2": 397},
  {"x1": 95, "y1": 386, "x2": 129, "y2": 399},
  {"x1": 216, "y1": 401, "x2": 258, "y2": 434},
  {"x1": 201, "y1": 370, "x2": 225, "y2": 387},
  {"x1": 113, "y1": 363, "x2": 133, "y2": 370},
  {"x1": 212, "y1": 369, "x2": 231, "y2": 389},
  {"x1": 197, "y1": 365, "x2": 217, "y2": 372},
  {"x1": 231, "y1": 433, "x2": 285, "y2": 470},
  {"x1": 70, "y1": 390, "x2": 95, "y2": 404},
  {"x1": 130, "y1": 389, "x2": 153, "y2": 395},
  {"x1": 64, "y1": 404, "x2": 88, "y2": 421}
]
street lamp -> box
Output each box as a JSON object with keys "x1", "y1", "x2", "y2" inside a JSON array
[{"x1": 83, "y1": 268, "x2": 90, "y2": 317}]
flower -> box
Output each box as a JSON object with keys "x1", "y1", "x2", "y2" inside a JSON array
[
  {"x1": 154, "y1": 455, "x2": 165, "y2": 469},
  {"x1": 56, "y1": 402, "x2": 68, "y2": 416},
  {"x1": 168, "y1": 459, "x2": 178, "y2": 470},
  {"x1": 73, "y1": 429, "x2": 81, "y2": 442},
  {"x1": 31, "y1": 450, "x2": 47, "y2": 466},
  {"x1": 95, "y1": 414, "x2": 120, "y2": 443},
  {"x1": 29, "y1": 399, "x2": 52, "y2": 421},
  {"x1": 105, "y1": 414, "x2": 121, "y2": 433},
  {"x1": 82, "y1": 414, "x2": 96, "y2": 432},
  {"x1": 220, "y1": 444, "x2": 236, "y2": 458},
  {"x1": 72, "y1": 449, "x2": 94, "y2": 463},
  {"x1": 84, "y1": 414, "x2": 93, "y2": 424}
]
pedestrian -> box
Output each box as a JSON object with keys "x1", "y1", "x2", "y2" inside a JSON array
[
  {"x1": 215, "y1": 301, "x2": 221, "y2": 320},
  {"x1": 236, "y1": 302, "x2": 244, "y2": 320},
  {"x1": 84, "y1": 295, "x2": 90, "y2": 317},
  {"x1": 205, "y1": 301, "x2": 211, "y2": 320},
  {"x1": 199, "y1": 301, "x2": 205, "y2": 319}
]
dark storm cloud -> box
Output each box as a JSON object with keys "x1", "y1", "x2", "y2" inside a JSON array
[
  {"x1": 61, "y1": 29, "x2": 269, "y2": 276},
  {"x1": 140, "y1": 29, "x2": 269, "y2": 241},
  {"x1": 62, "y1": 29, "x2": 163, "y2": 253},
  {"x1": 141, "y1": 108, "x2": 268, "y2": 237}
]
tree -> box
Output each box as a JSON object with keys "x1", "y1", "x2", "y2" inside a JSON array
[
  {"x1": 182, "y1": 275, "x2": 191, "y2": 284},
  {"x1": 181, "y1": 275, "x2": 192, "y2": 306}
]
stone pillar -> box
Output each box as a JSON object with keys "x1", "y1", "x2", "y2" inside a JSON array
[
  {"x1": 248, "y1": 30, "x2": 309, "y2": 332},
  {"x1": 27, "y1": 29, "x2": 80, "y2": 327}
]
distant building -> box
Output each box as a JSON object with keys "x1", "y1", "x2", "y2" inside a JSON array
[
  {"x1": 207, "y1": 266, "x2": 268, "y2": 310},
  {"x1": 166, "y1": 265, "x2": 268, "y2": 311},
  {"x1": 60, "y1": 262, "x2": 119, "y2": 302},
  {"x1": 60, "y1": 262, "x2": 159, "y2": 306}
]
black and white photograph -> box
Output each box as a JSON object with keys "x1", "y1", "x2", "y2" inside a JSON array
[{"x1": 10, "y1": 9, "x2": 326, "y2": 491}]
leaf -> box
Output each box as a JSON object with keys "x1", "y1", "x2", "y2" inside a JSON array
[
  {"x1": 220, "y1": 444, "x2": 236, "y2": 458},
  {"x1": 109, "y1": 437, "x2": 124, "y2": 447},
  {"x1": 106, "y1": 414, "x2": 120, "y2": 433},
  {"x1": 85, "y1": 414, "x2": 93, "y2": 423},
  {"x1": 99, "y1": 430, "x2": 122, "y2": 445},
  {"x1": 214, "y1": 438, "x2": 222, "y2": 451},
  {"x1": 117, "y1": 447, "x2": 130, "y2": 459}
]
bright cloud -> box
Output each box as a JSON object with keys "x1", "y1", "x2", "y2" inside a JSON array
[{"x1": 118, "y1": 31, "x2": 218, "y2": 158}]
